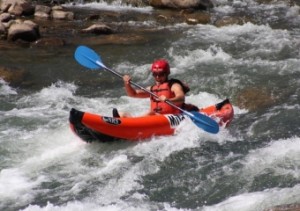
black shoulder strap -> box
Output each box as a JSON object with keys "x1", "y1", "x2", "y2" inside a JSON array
[{"x1": 168, "y1": 78, "x2": 190, "y2": 94}]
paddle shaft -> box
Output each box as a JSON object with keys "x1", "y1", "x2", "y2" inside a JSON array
[{"x1": 97, "y1": 61, "x2": 189, "y2": 115}]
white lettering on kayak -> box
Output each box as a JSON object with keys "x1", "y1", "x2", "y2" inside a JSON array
[
  {"x1": 102, "y1": 116, "x2": 121, "y2": 125},
  {"x1": 166, "y1": 114, "x2": 185, "y2": 128}
]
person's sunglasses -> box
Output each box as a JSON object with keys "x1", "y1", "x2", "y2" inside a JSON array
[{"x1": 152, "y1": 72, "x2": 166, "y2": 77}]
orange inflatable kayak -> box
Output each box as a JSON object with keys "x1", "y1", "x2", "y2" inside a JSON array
[{"x1": 69, "y1": 99, "x2": 234, "y2": 142}]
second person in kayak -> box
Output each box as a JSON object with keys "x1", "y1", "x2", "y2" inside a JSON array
[{"x1": 113, "y1": 59, "x2": 198, "y2": 118}]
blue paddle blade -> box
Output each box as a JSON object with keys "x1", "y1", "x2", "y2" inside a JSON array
[
  {"x1": 74, "y1": 45, "x2": 104, "y2": 69},
  {"x1": 188, "y1": 111, "x2": 219, "y2": 134}
]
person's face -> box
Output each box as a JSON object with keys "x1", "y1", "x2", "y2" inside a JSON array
[{"x1": 152, "y1": 71, "x2": 167, "y2": 83}]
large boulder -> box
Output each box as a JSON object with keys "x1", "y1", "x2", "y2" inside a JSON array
[
  {"x1": 34, "y1": 5, "x2": 52, "y2": 19},
  {"x1": 149, "y1": 0, "x2": 213, "y2": 10},
  {"x1": 7, "y1": 20, "x2": 40, "y2": 42}
]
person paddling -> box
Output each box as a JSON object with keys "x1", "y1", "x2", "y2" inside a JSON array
[
  {"x1": 74, "y1": 45, "x2": 222, "y2": 134},
  {"x1": 113, "y1": 59, "x2": 198, "y2": 117}
]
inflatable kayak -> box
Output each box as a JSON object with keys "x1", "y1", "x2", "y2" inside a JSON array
[{"x1": 69, "y1": 99, "x2": 234, "y2": 143}]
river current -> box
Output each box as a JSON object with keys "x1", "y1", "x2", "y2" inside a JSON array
[{"x1": 0, "y1": 0, "x2": 300, "y2": 210}]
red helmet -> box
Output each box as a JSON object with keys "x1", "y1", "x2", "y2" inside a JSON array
[{"x1": 151, "y1": 59, "x2": 170, "y2": 75}]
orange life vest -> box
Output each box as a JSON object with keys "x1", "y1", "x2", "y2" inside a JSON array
[{"x1": 150, "y1": 79, "x2": 190, "y2": 114}]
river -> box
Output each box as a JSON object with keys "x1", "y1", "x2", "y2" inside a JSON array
[{"x1": 0, "y1": 0, "x2": 300, "y2": 210}]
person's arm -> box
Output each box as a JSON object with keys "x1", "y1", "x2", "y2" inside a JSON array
[
  {"x1": 159, "y1": 83, "x2": 185, "y2": 103},
  {"x1": 123, "y1": 75, "x2": 150, "y2": 98}
]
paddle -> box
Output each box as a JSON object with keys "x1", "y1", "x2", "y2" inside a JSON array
[{"x1": 74, "y1": 45, "x2": 219, "y2": 134}]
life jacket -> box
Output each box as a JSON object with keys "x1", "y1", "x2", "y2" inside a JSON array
[{"x1": 150, "y1": 78, "x2": 190, "y2": 114}]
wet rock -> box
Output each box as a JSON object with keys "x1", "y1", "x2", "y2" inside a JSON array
[
  {"x1": 290, "y1": 0, "x2": 300, "y2": 6},
  {"x1": 0, "y1": 22, "x2": 5, "y2": 31},
  {"x1": 235, "y1": 87, "x2": 275, "y2": 111},
  {"x1": 73, "y1": 33, "x2": 148, "y2": 45},
  {"x1": 52, "y1": 5, "x2": 64, "y2": 11},
  {"x1": 256, "y1": 0, "x2": 275, "y2": 4},
  {"x1": 3, "y1": 19, "x2": 17, "y2": 28},
  {"x1": 32, "y1": 37, "x2": 66, "y2": 47},
  {"x1": 35, "y1": 5, "x2": 52, "y2": 14},
  {"x1": 34, "y1": 5, "x2": 52, "y2": 19},
  {"x1": 34, "y1": 11, "x2": 51, "y2": 19},
  {"x1": 215, "y1": 16, "x2": 254, "y2": 27},
  {"x1": 152, "y1": 10, "x2": 186, "y2": 23},
  {"x1": 0, "y1": 0, "x2": 15, "y2": 12},
  {"x1": 7, "y1": 2, "x2": 24, "y2": 16},
  {"x1": 183, "y1": 11, "x2": 211, "y2": 25},
  {"x1": 51, "y1": 10, "x2": 74, "y2": 20},
  {"x1": 1, "y1": 0, "x2": 34, "y2": 16},
  {"x1": 24, "y1": 20, "x2": 39, "y2": 30},
  {"x1": 0, "y1": 66, "x2": 27, "y2": 86},
  {"x1": 264, "y1": 203, "x2": 300, "y2": 211},
  {"x1": 85, "y1": 14, "x2": 100, "y2": 21},
  {"x1": 0, "y1": 20, "x2": 11, "y2": 40},
  {"x1": 81, "y1": 24, "x2": 113, "y2": 35},
  {"x1": 124, "y1": 0, "x2": 148, "y2": 7},
  {"x1": 149, "y1": 0, "x2": 213, "y2": 10},
  {"x1": 0, "y1": 12, "x2": 13, "y2": 22},
  {"x1": 7, "y1": 20, "x2": 40, "y2": 42},
  {"x1": 0, "y1": 22, "x2": 6, "y2": 38}
]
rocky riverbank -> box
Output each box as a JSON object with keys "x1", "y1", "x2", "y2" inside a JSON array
[
  {"x1": 0, "y1": 0, "x2": 216, "y2": 87},
  {"x1": 0, "y1": 0, "x2": 214, "y2": 47},
  {"x1": 4, "y1": 0, "x2": 299, "y2": 49},
  {"x1": 0, "y1": 0, "x2": 234, "y2": 86}
]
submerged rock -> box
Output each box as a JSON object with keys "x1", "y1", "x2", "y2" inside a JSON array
[
  {"x1": 81, "y1": 24, "x2": 113, "y2": 35},
  {"x1": 235, "y1": 87, "x2": 275, "y2": 111},
  {"x1": 149, "y1": 0, "x2": 213, "y2": 10},
  {"x1": 215, "y1": 16, "x2": 254, "y2": 27},
  {"x1": 264, "y1": 203, "x2": 300, "y2": 211},
  {"x1": 0, "y1": 66, "x2": 27, "y2": 86},
  {"x1": 73, "y1": 33, "x2": 148, "y2": 46},
  {"x1": 183, "y1": 11, "x2": 211, "y2": 25},
  {"x1": 33, "y1": 37, "x2": 66, "y2": 47}
]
